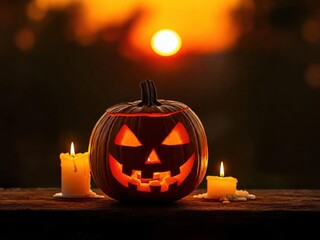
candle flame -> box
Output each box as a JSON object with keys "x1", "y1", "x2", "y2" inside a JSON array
[
  {"x1": 220, "y1": 161, "x2": 224, "y2": 177},
  {"x1": 70, "y1": 142, "x2": 75, "y2": 157}
]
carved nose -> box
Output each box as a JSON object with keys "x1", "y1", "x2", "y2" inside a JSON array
[{"x1": 145, "y1": 149, "x2": 161, "y2": 164}]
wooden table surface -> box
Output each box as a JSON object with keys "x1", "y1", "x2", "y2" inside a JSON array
[{"x1": 1, "y1": 188, "x2": 320, "y2": 239}]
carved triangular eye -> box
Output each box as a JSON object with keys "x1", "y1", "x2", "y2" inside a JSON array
[
  {"x1": 162, "y1": 122, "x2": 190, "y2": 145},
  {"x1": 115, "y1": 124, "x2": 142, "y2": 147}
]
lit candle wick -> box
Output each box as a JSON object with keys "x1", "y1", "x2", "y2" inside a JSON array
[
  {"x1": 220, "y1": 161, "x2": 224, "y2": 177},
  {"x1": 70, "y1": 142, "x2": 78, "y2": 172},
  {"x1": 70, "y1": 142, "x2": 75, "y2": 157}
]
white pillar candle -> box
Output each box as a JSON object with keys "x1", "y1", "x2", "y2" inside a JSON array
[
  {"x1": 59, "y1": 142, "x2": 91, "y2": 198},
  {"x1": 206, "y1": 162, "x2": 238, "y2": 199}
]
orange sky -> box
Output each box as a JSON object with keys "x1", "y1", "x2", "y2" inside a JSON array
[{"x1": 28, "y1": 0, "x2": 254, "y2": 58}]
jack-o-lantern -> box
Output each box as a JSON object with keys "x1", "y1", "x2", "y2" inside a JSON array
[{"x1": 89, "y1": 80, "x2": 208, "y2": 202}]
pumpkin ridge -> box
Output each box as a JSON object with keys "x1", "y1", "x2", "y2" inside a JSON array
[{"x1": 106, "y1": 108, "x2": 189, "y2": 117}]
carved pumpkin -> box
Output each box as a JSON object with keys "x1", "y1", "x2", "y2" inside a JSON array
[{"x1": 89, "y1": 80, "x2": 208, "y2": 202}]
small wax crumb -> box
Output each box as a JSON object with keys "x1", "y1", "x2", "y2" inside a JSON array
[
  {"x1": 247, "y1": 194, "x2": 256, "y2": 200},
  {"x1": 193, "y1": 192, "x2": 207, "y2": 198},
  {"x1": 193, "y1": 189, "x2": 256, "y2": 202},
  {"x1": 235, "y1": 190, "x2": 250, "y2": 197},
  {"x1": 236, "y1": 197, "x2": 247, "y2": 201},
  {"x1": 220, "y1": 196, "x2": 228, "y2": 202},
  {"x1": 233, "y1": 190, "x2": 256, "y2": 200},
  {"x1": 53, "y1": 189, "x2": 104, "y2": 199}
]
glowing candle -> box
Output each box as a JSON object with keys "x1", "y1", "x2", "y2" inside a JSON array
[
  {"x1": 206, "y1": 162, "x2": 238, "y2": 199},
  {"x1": 59, "y1": 142, "x2": 91, "y2": 198}
]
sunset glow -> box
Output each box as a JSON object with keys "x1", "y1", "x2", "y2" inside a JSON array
[
  {"x1": 151, "y1": 29, "x2": 182, "y2": 56},
  {"x1": 28, "y1": 0, "x2": 254, "y2": 58}
]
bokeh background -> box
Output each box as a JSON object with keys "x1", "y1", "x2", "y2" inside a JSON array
[{"x1": 1, "y1": 0, "x2": 320, "y2": 190}]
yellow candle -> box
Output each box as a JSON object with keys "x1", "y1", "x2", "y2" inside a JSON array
[
  {"x1": 59, "y1": 142, "x2": 91, "y2": 197},
  {"x1": 206, "y1": 162, "x2": 238, "y2": 199}
]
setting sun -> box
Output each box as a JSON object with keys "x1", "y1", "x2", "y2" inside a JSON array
[{"x1": 151, "y1": 29, "x2": 182, "y2": 56}]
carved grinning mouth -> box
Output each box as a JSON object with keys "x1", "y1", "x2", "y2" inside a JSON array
[{"x1": 109, "y1": 154, "x2": 195, "y2": 192}]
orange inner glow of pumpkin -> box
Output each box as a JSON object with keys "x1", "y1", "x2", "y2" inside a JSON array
[
  {"x1": 109, "y1": 154, "x2": 195, "y2": 192},
  {"x1": 115, "y1": 124, "x2": 142, "y2": 147},
  {"x1": 162, "y1": 122, "x2": 190, "y2": 145},
  {"x1": 109, "y1": 122, "x2": 194, "y2": 192}
]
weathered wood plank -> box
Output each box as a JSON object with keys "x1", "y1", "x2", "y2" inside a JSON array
[
  {"x1": 0, "y1": 188, "x2": 319, "y2": 239},
  {"x1": 1, "y1": 188, "x2": 320, "y2": 211}
]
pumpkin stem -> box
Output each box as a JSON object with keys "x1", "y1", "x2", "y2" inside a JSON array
[{"x1": 138, "y1": 80, "x2": 161, "y2": 107}]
